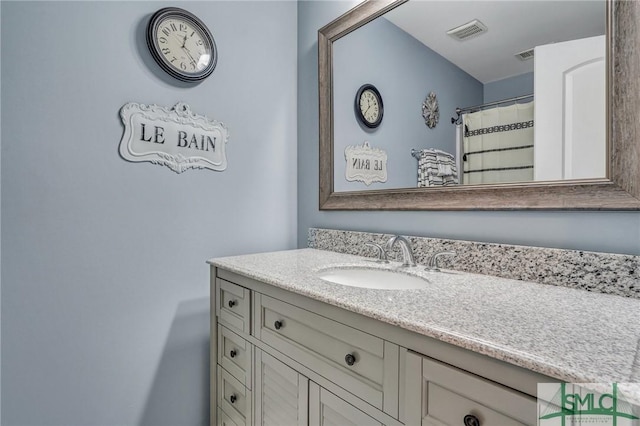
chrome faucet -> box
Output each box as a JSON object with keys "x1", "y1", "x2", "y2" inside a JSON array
[
  {"x1": 385, "y1": 235, "x2": 417, "y2": 267},
  {"x1": 426, "y1": 251, "x2": 457, "y2": 272}
]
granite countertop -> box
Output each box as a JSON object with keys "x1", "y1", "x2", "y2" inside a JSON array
[{"x1": 209, "y1": 248, "x2": 640, "y2": 401}]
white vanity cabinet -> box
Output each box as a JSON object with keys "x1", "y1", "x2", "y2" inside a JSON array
[{"x1": 211, "y1": 267, "x2": 548, "y2": 426}]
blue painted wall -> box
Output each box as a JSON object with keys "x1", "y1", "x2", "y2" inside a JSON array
[
  {"x1": 333, "y1": 17, "x2": 482, "y2": 190},
  {"x1": 1, "y1": 2, "x2": 639, "y2": 425},
  {"x1": 297, "y1": 0, "x2": 640, "y2": 256},
  {"x1": 484, "y1": 72, "x2": 534, "y2": 103},
  {"x1": 1, "y1": 1, "x2": 297, "y2": 424}
]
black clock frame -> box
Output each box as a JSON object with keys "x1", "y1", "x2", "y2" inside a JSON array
[
  {"x1": 354, "y1": 84, "x2": 384, "y2": 128},
  {"x1": 146, "y1": 7, "x2": 218, "y2": 82}
]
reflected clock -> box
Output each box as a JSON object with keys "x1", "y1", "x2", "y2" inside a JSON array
[{"x1": 355, "y1": 84, "x2": 384, "y2": 128}]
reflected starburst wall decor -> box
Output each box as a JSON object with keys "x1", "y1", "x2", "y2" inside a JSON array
[{"x1": 422, "y1": 92, "x2": 439, "y2": 129}]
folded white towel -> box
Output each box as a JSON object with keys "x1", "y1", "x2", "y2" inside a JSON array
[
  {"x1": 437, "y1": 163, "x2": 453, "y2": 177},
  {"x1": 436, "y1": 153, "x2": 453, "y2": 163}
]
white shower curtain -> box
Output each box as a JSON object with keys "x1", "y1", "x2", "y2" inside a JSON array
[
  {"x1": 455, "y1": 123, "x2": 462, "y2": 180},
  {"x1": 462, "y1": 101, "x2": 534, "y2": 184}
]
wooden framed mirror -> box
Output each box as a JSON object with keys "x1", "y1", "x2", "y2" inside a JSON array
[{"x1": 319, "y1": 0, "x2": 640, "y2": 210}]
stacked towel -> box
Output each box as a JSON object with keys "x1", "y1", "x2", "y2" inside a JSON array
[{"x1": 415, "y1": 149, "x2": 459, "y2": 187}]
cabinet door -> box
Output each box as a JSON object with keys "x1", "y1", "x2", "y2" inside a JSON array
[
  {"x1": 254, "y1": 348, "x2": 309, "y2": 426},
  {"x1": 309, "y1": 382, "x2": 383, "y2": 426}
]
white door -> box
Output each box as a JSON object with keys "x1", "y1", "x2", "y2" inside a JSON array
[{"x1": 534, "y1": 35, "x2": 606, "y2": 181}]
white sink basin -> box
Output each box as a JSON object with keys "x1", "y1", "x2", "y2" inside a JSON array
[{"x1": 317, "y1": 266, "x2": 430, "y2": 289}]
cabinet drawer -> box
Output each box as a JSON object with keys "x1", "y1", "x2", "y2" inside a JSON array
[
  {"x1": 428, "y1": 382, "x2": 530, "y2": 426},
  {"x1": 218, "y1": 325, "x2": 253, "y2": 389},
  {"x1": 254, "y1": 293, "x2": 399, "y2": 413},
  {"x1": 217, "y1": 406, "x2": 240, "y2": 426},
  {"x1": 216, "y1": 278, "x2": 251, "y2": 335},
  {"x1": 218, "y1": 366, "x2": 252, "y2": 426},
  {"x1": 404, "y1": 351, "x2": 536, "y2": 425}
]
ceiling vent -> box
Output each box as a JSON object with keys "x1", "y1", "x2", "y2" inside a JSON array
[
  {"x1": 514, "y1": 48, "x2": 535, "y2": 61},
  {"x1": 446, "y1": 19, "x2": 488, "y2": 41}
]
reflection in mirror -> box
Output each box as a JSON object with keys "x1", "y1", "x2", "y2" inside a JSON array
[{"x1": 332, "y1": 0, "x2": 606, "y2": 192}]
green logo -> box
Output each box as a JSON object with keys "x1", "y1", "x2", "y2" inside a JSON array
[{"x1": 538, "y1": 383, "x2": 639, "y2": 426}]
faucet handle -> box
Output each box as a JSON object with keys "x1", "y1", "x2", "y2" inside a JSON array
[
  {"x1": 365, "y1": 242, "x2": 389, "y2": 263},
  {"x1": 427, "y1": 251, "x2": 457, "y2": 272}
]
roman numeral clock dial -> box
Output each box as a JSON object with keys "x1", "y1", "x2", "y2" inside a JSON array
[
  {"x1": 355, "y1": 84, "x2": 384, "y2": 128},
  {"x1": 147, "y1": 8, "x2": 217, "y2": 82}
]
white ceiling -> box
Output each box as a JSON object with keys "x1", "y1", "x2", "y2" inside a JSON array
[{"x1": 384, "y1": 0, "x2": 605, "y2": 84}]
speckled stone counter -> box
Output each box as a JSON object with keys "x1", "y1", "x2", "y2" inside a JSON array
[
  {"x1": 309, "y1": 228, "x2": 640, "y2": 299},
  {"x1": 209, "y1": 248, "x2": 640, "y2": 404}
]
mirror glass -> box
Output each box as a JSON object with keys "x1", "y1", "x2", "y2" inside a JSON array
[{"x1": 332, "y1": 0, "x2": 606, "y2": 192}]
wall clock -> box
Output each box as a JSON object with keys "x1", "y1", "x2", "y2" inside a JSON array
[
  {"x1": 355, "y1": 84, "x2": 384, "y2": 128},
  {"x1": 147, "y1": 7, "x2": 217, "y2": 82}
]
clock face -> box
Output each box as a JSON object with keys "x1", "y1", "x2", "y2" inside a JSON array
[
  {"x1": 355, "y1": 84, "x2": 383, "y2": 128},
  {"x1": 359, "y1": 90, "x2": 380, "y2": 124},
  {"x1": 156, "y1": 17, "x2": 210, "y2": 74},
  {"x1": 147, "y1": 8, "x2": 217, "y2": 82}
]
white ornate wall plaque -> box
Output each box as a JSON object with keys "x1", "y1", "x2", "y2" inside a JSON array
[
  {"x1": 119, "y1": 102, "x2": 229, "y2": 173},
  {"x1": 344, "y1": 141, "x2": 388, "y2": 185}
]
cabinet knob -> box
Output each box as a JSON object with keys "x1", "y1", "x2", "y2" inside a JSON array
[
  {"x1": 344, "y1": 353, "x2": 356, "y2": 366},
  {"x1": 464, "y1": 414, "x2": 480, "y2": 426},
  {"x1": 229, "y1": 350, "x2": 237, "y2": 358},
  {"x1": 230, "y1": 394, "x2": 237, "y2": 404},
  {"x1": 274, "y1": 320, "x2": 283, "y2": 330},
  {"x1": 228, "y1": 300, "x2": 237, "y2": 308}
]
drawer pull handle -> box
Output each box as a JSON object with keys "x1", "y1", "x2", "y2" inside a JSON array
[
  {"x1": 229, "y1": 350, "x2": 237, "y2": 358},
  {"x1": 344, "y1": 353, "x2": 357, "y2": 366},
  {"x1": 274, "y1": 320, "x2": 283, "y2": 330},
  {"x1": 464, "y1": 414, "x2": 480, "y2": 426},
  {"x1": 230, "y1": 394, "x2": 237, "y2": 404},
  {"x1": 228, "y1": 300, "x2": 237, "y2": 308}
]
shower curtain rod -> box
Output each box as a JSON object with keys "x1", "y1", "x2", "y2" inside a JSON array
[{"x1": 450, "y1": 93, "x2": 533, "y2": 124}]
